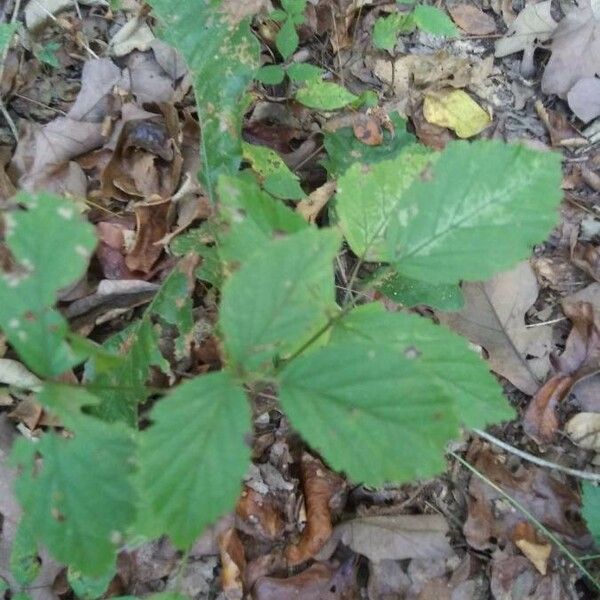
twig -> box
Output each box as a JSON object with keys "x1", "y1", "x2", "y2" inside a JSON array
[
  {"x1": 449, "y1": 450, "x2": 600, "y2": 591},
  {"x1": 472, "y1": 428, "x2": 600, "y2": 483}
]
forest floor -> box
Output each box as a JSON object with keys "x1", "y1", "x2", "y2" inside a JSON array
[{"x1": 1, "y1": 0, "x2": 600, "y2": 598}]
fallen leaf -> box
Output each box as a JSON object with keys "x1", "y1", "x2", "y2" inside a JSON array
[
  {"x1": 439, "y1": 262, "x2": 551, "y2": 396},
  {"x1": 353, "y1": 114, "x2": 383, "y2": 146},
  {"x1": 24, "y1": 0, "x2": 105, "y2": 29},
  {"x1": 534, "y1": 100, "x2": 588, "y2": 148},
  {"x1": 448, "y1": 4, "x2": 496, "y2": 35},
  {"x1": 542, "y1": 0, "x2": 600, "y2": 98},
  {"x1": 571, "y1": 241, "x2": 600, "y2": 281},
  {"x1": 511, "y1": 522, "x2": 551, "y2": 575},
  {"x1": 296, "y1": 180, "x2": 337, "y2": 224},
  {"x1": 367, "y1": 560, "x2": 410, "y2": 599},
  {"x1": 96, "y1": 220, "x2": 137, "y2": 280},
  {"x1": 0, "y1": 358, "x2": 41, "y2": 390},
  {"x1": 236, "y1": 486, "x2": 284, "y2": 540},
  {"x1": 219, "y1": 528, "x2": 245, "y2": 600},
  {"x1": 410, "y1": 102, "x2": 454, "y2": 150},
  {"x1": 567, "y1": 78, "x2": 600, "y2": 123},
  {"x1": 285, "y1": 453, "x2": 345, "y2": 566},
  {"x1": 317, "y1": 514, "x2": 454, "y2": 562},
  {"x1": 110, "y1": 16, "x2": 155, "y2": 57},
  {"x1": 8, "y1": 398, "x2": 43, "y2": 430},
  {"x1": 423, "y1": 89, "x2": 491, "y2": 138},
  {"x1": 565, "y1": 412, "x2": 600, "y2": 451},
  {"x1": 495, "y1": 1, "x2": 557, "y2": 76}
]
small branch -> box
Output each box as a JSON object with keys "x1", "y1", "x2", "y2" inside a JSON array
[{"x1": 472, "y1": 428, "x2": 600, "y2": 483}]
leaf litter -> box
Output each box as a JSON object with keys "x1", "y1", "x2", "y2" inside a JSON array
[{"x1": 1, "y1": 0, "x2": 600, "y2": 597}]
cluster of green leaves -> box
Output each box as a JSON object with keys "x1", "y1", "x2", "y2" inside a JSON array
[
  {"x1": 3, "y1": 0, "x2": 594, "y2": 595},
  {"x1": 373, "y1": 1, "x2": 458, "y2": 51}
]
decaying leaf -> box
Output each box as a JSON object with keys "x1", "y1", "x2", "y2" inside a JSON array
[
  {"x1": 317, "y1": 514, "x2": 454, "y2": 562},
  {"x1": 236, "y1": 486, "x2": 284, "y2": 540},
  {"x1": 542, "y1": 0, "x2": 600, "y2": 98},
  {"x1": 534, "y1": 101, "x2": 588, "y2": 148},
  {"x1": 567, "y1": 78, "x2": 600, "y2": 123},
  {"x1": 495, "y1": 1, "x2": 556, "y2": 76},
  {"x1": 565, "y1": 412, "x2": 600, "y2": 451},
  {"x1": 423, "y1": 89, "x2": 491, "y2": 139},
  {"x1": 296, "y1": 181, "x2": 337, "y2": 224},
  {"x1": 511, "y1": 522, "x2": 552, "y2": 575},
  {"x1": 352, "y1": 114, "x2": 383, "y2": 146},
  {"x1": 219, "y1": 528, "x2": 245, "y2": 600},
  {"x1": 571, "y1": 241, "x2": 600, "y2": 282},
  {"x1": 285, "y1": 454, "x2": 345, "y2": 566},
  {"x1": 439, "y1": 262, "x2": 551, "y2": 396},
  {"x1": 448, "y1": 4, "x2": 496, "y2": 35}
]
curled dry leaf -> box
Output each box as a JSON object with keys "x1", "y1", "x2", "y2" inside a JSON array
[
  {"x1": 296, "y1": 180, "x2": 337, "y2": 224},
  {"x1": 439, "y1": 262, "x2": 551, "y2": 396},
  {"x1": 236, "y1": 486, "x2": 285, "y2": 540},
  {"x1": 284, "y1": 453, "x2": 345, "y2": 566},
  {"x1": 448, "y1": 4, "x2": 496, "y2": 35},
  {"x1": 511, "y1": 522, "x2": 551, "y2": 575},
  {"x1": 352, "y1": 114, "x2": 383, "y2": 146},
  {"x1": 565, "y1": 412, "x2": 600, "y2": 452},
  {"x1": 463, "y1": 441, "x2": 593, "y2": 552},
  {"x1": 219, "y1": 528, "x2": 246, "y2": 600}
]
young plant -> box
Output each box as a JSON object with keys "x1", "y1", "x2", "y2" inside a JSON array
[{"x1": 1, "y1": 0, "x2": 574, "y2": 592}]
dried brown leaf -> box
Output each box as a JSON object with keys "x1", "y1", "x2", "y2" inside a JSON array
[
  {"x1": 236, "y1": 486, "x2": 284, "y2": 540},
  {"x1": 296, "y1": 181, "x2": 336, "y2": 224},
  {"x1": 448, "y1": 4, "x2": 496, "y2": 35},
  {"x1": 219, "y1": 528, "x2": 246, "y2": 600}
]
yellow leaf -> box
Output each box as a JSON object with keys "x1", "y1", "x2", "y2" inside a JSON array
[{"x1": 423, "y1": 89, "x2": 491, "y2": 138}]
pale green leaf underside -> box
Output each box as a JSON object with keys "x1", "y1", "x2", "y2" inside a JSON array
[
  {"x1": 279, "y1": 304, "x2": 513, "y2": 485},
  {"x1": 147, "y1": 0, "x2": 259, "y2": 198},
  {"x1": 387, "y1": 141, "x2": 562, "y2": 284},
  {"x1": 12, "y1": 387, "x2": 136, "y2": 576},
  {"x1": 334, "y1": 143, "x2": 434, "y2": 261},
  {"x1": 139, "y1": 372, "x2": 250, "y2": 549},
  {"x1": 219, "y1": 227, "x2": 340, "y2": 375}
]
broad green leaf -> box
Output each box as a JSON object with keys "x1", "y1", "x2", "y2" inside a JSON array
[
  {"x1": 296, "y1": 81, "x2": 358, "y2": 110},
  {"x1": 373, "y1": 13, "x2": 413, "y2": 50},
  {"x1": 11, "y1": 385, "x2": 136, "y2": 576},
  {"x1": 242, "y1": 142, "x2": 305, "y2": 200},
  {"x1": 330, "y1": 304, "x2": 513, "y2": 427},
  {"x1": 256, "y1": 64, "x2": 286, "y2": 84},
  {"x1": 412, "y1": 5, "x2": 458, "y2": 37},
  {"x1": 582, "y1": 482, "x2": 600, "y2": 545},
  {"x1": 216, "y1": 174, "x2": 307, "y2": 266},
  {"x1": 139, "y1": 372, "x2": 250, "y2": 549},
  {"x1": 334, "y1": 143, "x2": 434, "y2": 261},
  {"x1": 386, "y1": 141, "x2": 562, "y2": 284},
  {"x1": 67, "y1": 567, "x2": 114, "y2": 600},
  {"x1": 270, "y1": 8, "x2": 287, "y2": 21},
  {"x1": 377, "y1": 270, "x2": 464, "y2": 310},
  {"x1": 87, "y1": 256, "x2": 196, "y2": 425},
  {"x1": 9, "y1": 520, "x2": 40, "y2": 586},
  {"x1": 0, "y1": 193, "x2": 96, "y2": 376},
  {"x1": 322, "y1": 113, "x2": 415, "y2": 177},
  {"x1": 219, "y1": 228, "x2": 340, "y2": 375},
  {"x1": 147, "y1": 0, "x2": 259, "y2": 199},
  {"x1": 282, "y1": 0, "x2": 307, "y2": 20},
  {"x1": 276, "y1": 17, "x2": 298, "y2": 60},
  {"x1": 0, "y1": 23, "x2": 16, "y2": 52},
  {"x1": 286, "y1": 63, "x2": 323, "y2": 82}
]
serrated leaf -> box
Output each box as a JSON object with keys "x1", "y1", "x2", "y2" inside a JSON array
[
  {"x1": 386, "y1": 141, "x2": 562, "y2": 284},
  {"x1": 286, "y1": 63, "x2": 323, "y2": 82},
  {"x1": 373, "y1": 13, "x2": 413, "y2": 50},
  {"x1": 87, "y1": 256, "x2": 196, "y2": 425},
  {"x1": 256, "y1": 64, "x2": 286, "y2": 84},
  {"x1": 139, "y1": 372, "x2": 250, "y2": 548},
  {"x1": 67, "y1": 567, "x2": 114, "y2": 600},
  {"x1": 276, "y1": 17, "x2": 298, "y2": 60},
  {"x1": 242, "y1": 142, "x2": 305, "y2": 200},
  {"x1": 219, "y1": 228, "x2": 340, "y2": 375},
  {"x1": 279, "y1": 304, "x2": 512, "y2": 484},
  {"x1": 582, "y1": 482, "x2": 600, "y2": 545},
  {"x1": 322, "y1": 113, "x2": 415, "y2": 176},
  {"x1": 0, "y1": 193, "x2": 96, "y2": 376},
  {"x1": 412, "y1": 5, "x2": 458, "y2": 37},
  {"x1": 147, "y1": 0, "x2": 259, "y2": 199},
  {"x1": 377, "y1": 270, "x2": 463, "y2": 310},
  {"x1": 11, "y1": 385, "x2": 136, "y2": 576},
  {"x1": 216, "y1": 174, "x2": 307, "y2": 267},
  {"x1": 334, "y1": 143, "x2": 435, "y2": 261},
  {"x1": 296, "y1": 81, "x2": 358, "y2": 110}
]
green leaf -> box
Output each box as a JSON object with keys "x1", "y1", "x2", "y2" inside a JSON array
[
  {"x1": 10, "y1": 519, "x2": 40, "y2": 586},
  {"x1": 296, "y1": 80, "x2": 358, "y2": 110},
  {"x1": 216, "y1": 174, "x2": 307, "y2": 266},
  {"x1": 412, "y1": 5, "x2": 458, "y2": 37},
  {"x1": 0, "y1": 23, "x2": 16, "y2": 53},
  {"x1": 0, "y1": 193, "x2": 96, "y2": 376},
  {"x1": 147, "y1": 0, "x2": 259, "y2": 199},
  {"x1": 582, "y1": 483, "x2": 600, "y2": 545},
  {"x1": 242, "y1": 142, "x2": 305, "y2": 200},
  {"x1": 11, "y1": 385, "x2": 136, "y2": 576},
  {"x1": 386, "y1": 140, "x2": 563, "y2": 284},
  {"x1": 377, "y1": 270, "x2": 464, "y2": 310},
  {"x1": 35, "y1": 41, "x2": 60, "y2": 68},
  {"x1": 270, "y1": 8, "x2": 287, "y2": 21},
  {"x1": 87, "y1": 256, "x2": 196, "y2": 425},
  {"x1": 286, "y1": 63, "x2": 323, "y2": 82},
  {"x1": 67, "y1": 567, "x2": 114, "y2": 600},
  {"x1": 279, "y1": 304, "x2": 512, "y2": 484},
  {"x1": 276, "y1": 17, "x2": 299, "y2": 60},
  {"x1": 139, "y1": 372, "x2": 250, "y2": 549},
  {"x1": 322, "y1": 113, "x2": 415, "y2": 177},
  {"x1": 373, "y1": 13, "x2": 414, "y2": 50},
  {"x1": 282, "y1": 0, "x2": 307, "y2": 20},
  {"x1": 219, "y1": 227, "x2": 340, "y2": 375},
  {"x1": 334, "y1": 143, "x2": 435, "y2": 261},
  {"x1": 256, "y1": 64, "x2": 286, "y2": 85}
]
